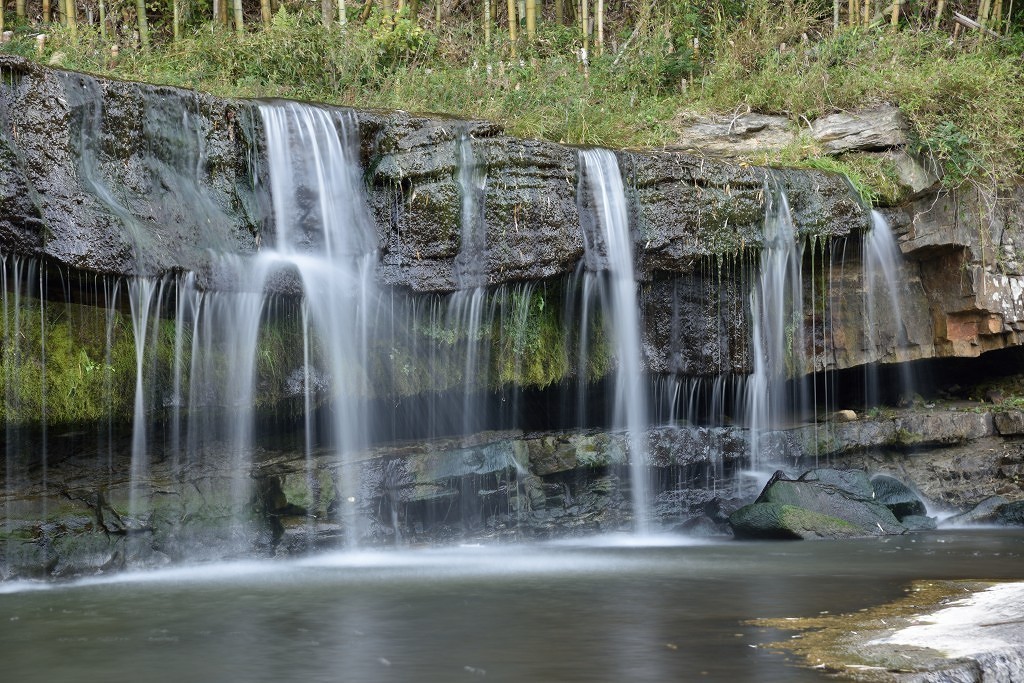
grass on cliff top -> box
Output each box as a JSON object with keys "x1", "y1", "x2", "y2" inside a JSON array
[{"x1": 3, "y1": 3, "x2": 1023, "y2": 201}]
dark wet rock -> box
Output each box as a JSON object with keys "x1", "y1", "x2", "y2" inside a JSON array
[
  {"x1": 901, "y1": 515, "x2": 938, "y2": 531},
  {"x1": 729, "y1": 502, "x2": 865, "y2": 540},
  {"x1": 995, "y1": 500, "x2": 1024, "y2": 526},
  {"x1": 994, "y1": 410, "x2": 1024, "y2": 436},
  {"x1": 729, "y1": 469, "x2": 906, "y2": 540},
  {"x1": 799, "y1": 468, "x2": 875, "y2": 499},
  {"x1": 945, "y1": 495, "x2": 1010, "y2": 526},
  {"x1": 871, "y1": 474, "x2": 927, "y2": 520}
]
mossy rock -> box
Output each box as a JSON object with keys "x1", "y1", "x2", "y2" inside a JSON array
[{"x1": 729, "y1": 502, "x2": 863, "y2": 540}]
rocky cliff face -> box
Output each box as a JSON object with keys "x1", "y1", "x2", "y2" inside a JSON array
[{"x1": 4, "y1": 55, "x2": 1022, "y2": 380}]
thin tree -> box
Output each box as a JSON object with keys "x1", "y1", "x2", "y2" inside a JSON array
[
  {"x1": 581, "y1": 0, "x2": 589, "y2": 59},
  {"x1": 0, "y1": 3, "x2": 4, "y2": 36},
  {"x1": 136, "y1": 0, "x2": 150, "y2": 46},
  {"x1": 507, "y1": 0, "x2": 517, "y2": 55},
  {"x1": 42, "y1": 0, "x2": 50, "y2": 22},
  {"x1": 15, "y1": 0, "x2": 23, "y2": 20},
  {"x1": 934, "y1": 0, "x2": 945, "y2": 27},
  {"x1": 65, "y1": 0, "x2": 78, "y2": 36},
  {"x1": 848, "y1": 0, "x2": 857, "y2": 25},
  {"x1": 339, "y1": 0, "x2": 347, "y2": 25},
  {"x1": 262, "y1": 0, "x2": 272, "y2": 27},
  {"x1": 484, "y1": 0, "x2": 492, "y2": 46},
  {"x1": 595, "y1": 0, "x2": 603, "y2": 55},
  {"x1": 173, "y1": 0, "x2": 181, "y2": 40},
  {"x1": 233, "y1": 0, "x2": 244, "y2": 33},
  {"x1": 525, "y1": 0, "x2": 536, "y2": 40},
  {"x1": 323, "y1": 0, "x2": 335, "y2": 26},
  {"x1": 890, "y1": 0, "x2": 899, "y2": 27},
  {"x1": 555, "y1": 0, "x2": 564, "y2": 24},
  {"x1": 98, "y1": 0, "x2": 106, "y2": 38}
]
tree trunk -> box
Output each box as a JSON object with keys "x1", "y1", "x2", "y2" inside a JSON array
[
  {"x1": 833, "y1": 0, "x2": 840, "y2": 29},
  {"x1": 98, "y1": 0, "x2": 106, "y2": 38},
  {"x1": 15, "y1": 0, "x2": 23, "y2": 20},
  {"x1": 219, "y1": 0, "x2": 229, "y2": 27},
  {"x1": 383, "y1": 0, "x2": 393, "y2": 18},
  {"x1": 323, "y1": 0, "x2": 334, "y2": 26},
  {"x1": 135, "y1": 0, "x2": 149, "y2": 46},
  {"x1": 338, "y1": 0, "x2": 347, "y2": 24},
  {"x1": 525, "y1": 0, "x2": 535, "y2": 40},
  {"x1": 595, "y1": 0, "x2": 603, "y2": 55},
  {"x1": 848, "y1": 0, "x2": 856, "y2": 25},
  {"x1": 484, "y1": 0, "x2": 491, "y2": 46},
  {"x1": 0, "y1": 3, "x2": 4, "y2": 35},
  {"x1": 434, "y1": 0, "x2": 440, "y2": 27},
  {"x1": 507, "y1": 0, "x2": 517, "y2": 55},
  {"x1": 582, "y1": 0, "x2": 589, "y2": 58},
  {"x1": 554, "y1": 0, "x2": 563, "y2": 24},
  {"x1": 890, "y1": 0, "x2": 900, "y2": 27},
  {"x1": 173, "y1": 0, "x2": 181, "y2": 40},
  {"x1": 977, "y1": 0, "x2": 992, "y2": 31},
  {"x1": 233, "y1": 0, "x2": 244, "y2": 33},
  {"x1": 409, "y1": 0, "x2": 419, "y2": 23},
  {"x1": 261, "y1": 0, "x2": 272, "y2": 26},
  {"x1": 934, "y1": 0, "x2": 945, "y2": 27}
]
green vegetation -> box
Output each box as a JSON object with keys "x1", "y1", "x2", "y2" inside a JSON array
[{"x1": 1, "y1": 1, "x2": 1021, "y2": 200}]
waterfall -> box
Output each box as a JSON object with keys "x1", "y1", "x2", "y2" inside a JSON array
[
  {"x1": 450, "y1": 133, "x2": 490, "y2": 438},
  {"x1": 863, "y1": 210, "x2": 914, "y2": 406},
  {"x1": 258, "y1": 101, "x2": 380, "y2": 544},
  {"x1": 576, "y1": 149, "x2": 651, "y2": 533},
  {"x1": 746, "y1": 179, "x2": 805, "y2": 470}
]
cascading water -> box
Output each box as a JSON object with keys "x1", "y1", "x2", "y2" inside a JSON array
[
  {"x1": 258, "y1": 101, "x2": 379, "y2": 544},
  {"x1": 450, "y1": 133, "x2": 490, "y2": 439},
  {"x1": 576, "y1": 149, "x2": 651, "y2": 533},
  {"x1": 746, "y1": 178, "x2": 805, "y2": 471},
  {"x1": 863, "y1": 209, "x2": 915, "y2": 406}
]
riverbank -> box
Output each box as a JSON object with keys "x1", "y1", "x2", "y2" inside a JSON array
[{"x1": 758, "y1": 579, "x2": 1024, "y2": 681}]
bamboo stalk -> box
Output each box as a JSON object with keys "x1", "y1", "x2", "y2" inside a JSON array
[
  {"x1": 233, "y1": 0, "x2": 243, "y2": 33},
  {"x1": 934, "y1": 0, "x2": 945, "y2": 28},
  {"x1": 484, "y1": 0, "x2": 491, "y2": 46},
  {"x1": 555, "y1": 0, "x2": 564, "y2": 25},
  {"x1": 434, "y1": 0, "x2": 440, "y2": 27},
  {"x1": 323, "y1": 0, "x2": 334, "y2": 25},
  {"x1": 978, "y1": 0, "x2": 992, "y2": 32},
  {"x1": 1005, "y1": 0, "x2": 1014, "y2": 34},
  {"x1": 339, "y1": 0, "x2": 347, "y2": 25},
  {"x1": 582, "y1": 0, "x2": 589, "y2": 58},
  {"x1": 261, "y1": 0, "x2": 272, "y2": 26},
  {"x1": 0, "y1": 4, "x2": 4, "y2": 36},
  {"x1": 65, "y1": 0, "x2": 77, "y2": 37},
  {"x1": 173, "y1": 0, "x2": 181, "y2": 39},
  {"x1": 848, "y1": 0, "x2": 857, "y2": 25},
  {"x1": 596, "y1": 0, "x2": 603, "y2": 55},
  {"x1": 15, "y1": 0, "x2": 23, "y2": 20},
  {"x1": 834, "y1": 0, "x2": 840, "y2": 29},
  {"x1": 42, "y1": 0, "x2": 50, "y2": 22},
  {"x1": 891, "y1": 0, "x2": 900, "y2": 27},
  {"x1": 525, "y1": 0, "x2": 535, "y2": 41},
  {"x1": 507, "y1": 0, "x2": 517, "y2": 56}
]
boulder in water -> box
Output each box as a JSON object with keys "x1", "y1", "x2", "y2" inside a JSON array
[
  {"x1": 728, "y1": 469, "x2": 907, "y2": 540},
  {"x1": 729, "y1": 502, "x2": 864, "y2": 540},
  {"x1": 870, "y1": 474, "x2": 927, "y2": 520}
]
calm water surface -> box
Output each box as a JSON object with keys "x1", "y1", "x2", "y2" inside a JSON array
[{"x1": 2, "y1": 529, "x2": 1023, "y2": 682}]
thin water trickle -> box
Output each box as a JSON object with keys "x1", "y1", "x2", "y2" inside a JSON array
[
  {"x1": 577, "y1": 149, "x2": 651, "y2": 533},
  {"x1": 864, "y1": 209, "x2": 915, "y2": 407}
]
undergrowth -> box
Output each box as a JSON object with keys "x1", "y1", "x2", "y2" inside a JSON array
[{"x1": 1, "y1": 1, "x2": 1022, "y2": 201}]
